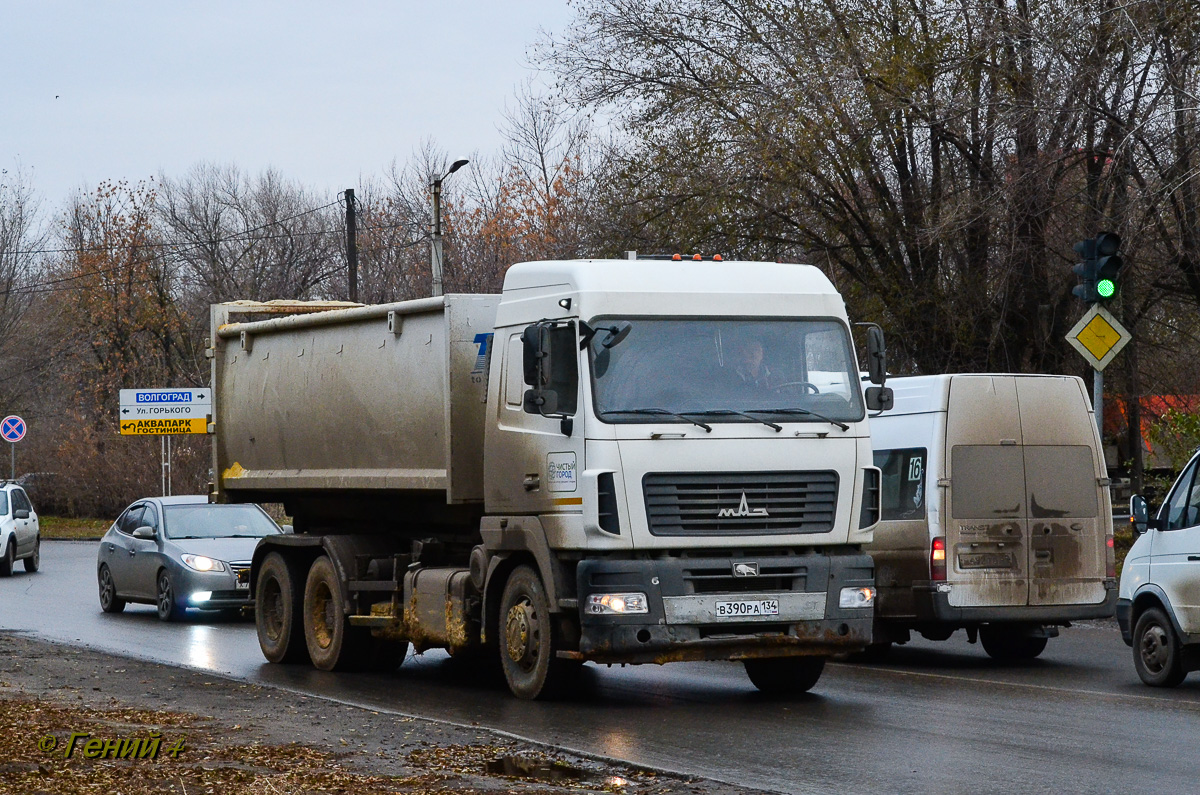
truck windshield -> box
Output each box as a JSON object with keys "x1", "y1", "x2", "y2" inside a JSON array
[{"x1": 589, "y1": 317, "x2": 865, "y2": 424}]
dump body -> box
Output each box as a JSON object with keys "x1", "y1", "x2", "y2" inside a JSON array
[{"x1": 212, "y1": 295, "x2": 498, "y2": 507}]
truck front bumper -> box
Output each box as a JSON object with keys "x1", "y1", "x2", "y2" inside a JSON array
[{"x1": 576, "y1": 552, "x2": 874, "y2": 664}]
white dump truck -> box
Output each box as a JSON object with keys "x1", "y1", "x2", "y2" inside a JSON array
[{"x1": 210, "y1": 258, "x2": 890, "y2": 699}]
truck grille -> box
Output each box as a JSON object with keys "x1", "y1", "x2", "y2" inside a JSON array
[
  {"x1": 683, "y1": 559, "x2": 809, "y2": 593},
  {"x1": 643, "y1": 472, "x2": 838, "y2": 536}
]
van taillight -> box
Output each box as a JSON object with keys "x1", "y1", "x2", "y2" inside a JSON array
[
  {"x1": 1106, "y1": 534, "x2": 1116, "y2": 578},
  {"x1": 931, "y1": 537, "x2": 947, "y2": 581}
]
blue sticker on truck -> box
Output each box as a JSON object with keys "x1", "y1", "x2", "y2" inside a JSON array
[{"x1": 472, "y1": 333, "x2": 493, "y2": 374}]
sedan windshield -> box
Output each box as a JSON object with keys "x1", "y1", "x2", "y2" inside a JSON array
[
  {"x1": 590, "y1": 317, "x2": 864, "y2": 424},
  {"x1": 163, "y1": 504, "x2": 280, "y2": 539}
]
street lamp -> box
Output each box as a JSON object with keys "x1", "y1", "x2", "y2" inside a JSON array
[{"x1": 431, "y1": 158, "x2": 469, "y2": 297}]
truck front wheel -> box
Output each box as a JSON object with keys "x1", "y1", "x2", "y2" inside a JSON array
[
  {"x1": 498, "y1": 564, "x2": 577, "y2": 700},
  {"x1": 744, "y1": 656, "x2": 825, "y2": 695},
  {"x1": 256, "y1": 552, "x2": 310, "y2": 664}
]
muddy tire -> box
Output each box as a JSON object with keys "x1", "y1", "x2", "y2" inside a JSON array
[
  {"x1": 23, "y1": 536, "x2": 39, "y2": 573},
  {"x1": 97, "y1": 564, "x2": 125, "y2": 613},
  {"x1": 743, "y1": 656, "x2": 826, "y2": 695},
  {"x1": 979, "y1": 626, "x2": 1048, "y2": 661},
  {"x1": 156, "y1": 570, "x2": 185, "y2": 621},
  {"x1": 498, "y1": 564, "x2": 578, "y2": 700},
  {"x1": 0, "y1": 539, "x2": 13, "y2": 577},
  {"x1": 304, "y1": 555, "x2": 364, "y2": 671},
  {"x1": 257, "y1": 552, "x2": 310, "y2": 664},
  {"x1": 1133, "y1": 607, "x2": 1187, "y2": 687}
]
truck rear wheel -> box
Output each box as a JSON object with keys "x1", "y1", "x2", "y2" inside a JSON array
[
  {"x1": 498, "y1": 564, "x2": 577, "y2": 700},
  {"x1": 744, "y1": 656, "x2": 825, "y2": 695},
  {"x1": 979, "y1": 625, "x2": 1048, "y2": 661},
  {"x1": 256, "y1": 552, "x2": 309, "y2": 664},
  {"x1": 304, "y1": 555, "x2": 363, "y2": 671}
]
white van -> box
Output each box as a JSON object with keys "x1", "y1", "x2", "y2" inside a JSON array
[
  {"x1": 865, "y1": 374, "x2": 1116, "y2": 659},
  {"x1": 1119, "y1": 457, "x2": 1200, "y2": 686}
]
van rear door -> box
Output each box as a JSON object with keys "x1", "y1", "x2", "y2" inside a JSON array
[
  {"x1": 1016, "y1": 378, "x2": 1108, "y2": 607},
  {"x1": 945, "y1": 376, "x2": 1028, "y2": 608}
]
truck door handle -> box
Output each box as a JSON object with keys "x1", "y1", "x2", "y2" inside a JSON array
[{"x1": 523, "y1": 474, "x2": 540, "y2": 491}]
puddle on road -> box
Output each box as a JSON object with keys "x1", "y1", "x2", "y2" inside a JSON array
[{"x1": 485, "y1": 753, "x2": 599, "y2": 784}]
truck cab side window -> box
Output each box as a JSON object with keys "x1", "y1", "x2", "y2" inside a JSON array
[{"x1": 1163, "y1": 460, "x2": 1200, "y2": 531}]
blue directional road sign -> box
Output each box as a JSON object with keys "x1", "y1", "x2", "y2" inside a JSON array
[{"x1": 1, "y1": 415, "x2": 26, "y2": 443}]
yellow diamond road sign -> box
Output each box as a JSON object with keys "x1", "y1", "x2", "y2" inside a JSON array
[{"x1": 1066, "y1": 305, "x2": 1131, "y2": 371}]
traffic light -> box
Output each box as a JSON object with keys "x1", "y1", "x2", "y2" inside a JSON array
[
  {"x1": 1094, "y1": 232, "x2": 1123, "y2": 302},
  {"x1": 1072, "y1": 232, "x2": 1123, "y2": 304},
  {"x1": 1072, "y1": 238, "x2": 1097, "y2": 303}
]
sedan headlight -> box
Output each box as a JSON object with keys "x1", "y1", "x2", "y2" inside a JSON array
[{"x1": 181, "y1": 554, "x2": 226, "y2": 573}]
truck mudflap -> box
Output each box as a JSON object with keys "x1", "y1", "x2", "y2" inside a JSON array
[
  {"x1": 575, "y1": 552, "x2": 874, "y2": 664},
  {"x1": 910, "y1": 579, "x2": 1118, "y2": 625}
]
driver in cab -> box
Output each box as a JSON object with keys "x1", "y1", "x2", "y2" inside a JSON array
[{"x1": 727, "y1": 336, "x2": 774, "y2": 389}]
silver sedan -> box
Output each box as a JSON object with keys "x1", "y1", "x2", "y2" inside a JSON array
[{"x1": 97, "y1": 496, "x2": 282, "y2": 621}]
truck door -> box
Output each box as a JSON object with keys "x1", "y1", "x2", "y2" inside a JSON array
[
  {"x1": 1016, "y1": 377, "x2": 1107, "y2": 607},
  {"x1": 945, "y1": 376, "x2": 1028, "y2": 608},
  {"x1": 490, "y1": 325, "x2": 586, "y2": 517}
]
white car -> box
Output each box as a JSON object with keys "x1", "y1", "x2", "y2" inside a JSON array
[
  {"x1": 0, "y1": 482, "x2": 40, "y2": 576},
  {"x1": 1119, "y1": 453, "x2": 1200, "y2": 686}
]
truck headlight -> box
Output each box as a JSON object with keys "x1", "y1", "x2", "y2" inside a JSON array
[
  {"x1": 839, "y1": 586, "x2": 875, "y2": 609},
  {"x1": 586, "y1": 592, "x2": 649, "y2": 615},
  {"x1": 181, "y1": 554, "x2": 226, "y2": 573}
]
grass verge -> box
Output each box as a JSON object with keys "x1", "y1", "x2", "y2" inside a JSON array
[{"x1": 38, "y1": 516, "x2": 110, "y2": 540}]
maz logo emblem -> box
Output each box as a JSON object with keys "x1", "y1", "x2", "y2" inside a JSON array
[
  {"x1": 717, "y1": 492, "x2": 769, "y2": 518},
  {"x1": 732, "y1": 562, "x2": 760, "y2": 577}
]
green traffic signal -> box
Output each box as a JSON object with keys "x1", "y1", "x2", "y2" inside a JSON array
[{"x1": 1097, "y1": 278, "x2": 1115, "y2": 298}]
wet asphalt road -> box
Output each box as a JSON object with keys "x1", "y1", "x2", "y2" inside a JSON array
[{"x1": 4, "y1": 540, "x2": 1200, "y2": 794}]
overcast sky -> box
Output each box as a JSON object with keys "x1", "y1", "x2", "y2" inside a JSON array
[{"x1": 1, "y1": 1, "x2": 575, "y2": 205}]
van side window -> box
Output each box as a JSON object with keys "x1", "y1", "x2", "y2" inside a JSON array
[
  {"x1": 874, "y1": 448, "x2": 927, "y2": 520},
  {"x1": 1162, "y1": 460, "x2": 1200, "y2": 531}
]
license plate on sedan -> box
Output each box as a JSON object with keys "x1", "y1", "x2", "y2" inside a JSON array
[
  {"x1": 235, "y1": 581, "x2": 250, "y2": 590},
  {"x1": 714, "y1": 599, "x2": 779, "y2": 618}
]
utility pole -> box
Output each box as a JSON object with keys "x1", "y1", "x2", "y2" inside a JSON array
[
  {"x1": 345, "y1": 188, "x2": 358, "y2": 303},
  {"x1": 430, "y1": 159, "x2": 469, "y2": 297}
]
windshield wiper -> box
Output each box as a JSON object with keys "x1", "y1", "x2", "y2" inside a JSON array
[
  {"x1": 600, "y1": 408, "x2": 712, "y2": 432},
  {"x1": 744, "y1": 407, "x2": 850, "y2": 432},
  {"x1": 686, "y1": 409, "x2": 782, "y2": 433}
]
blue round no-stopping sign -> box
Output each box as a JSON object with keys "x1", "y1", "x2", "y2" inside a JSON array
[{"x1": 1, "y1": 415, "x2": 26, "y2": 443}]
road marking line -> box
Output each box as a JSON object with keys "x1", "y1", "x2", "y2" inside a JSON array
[{"x1": 831, "y1": 662, "x2": 1200, "y2": 709}]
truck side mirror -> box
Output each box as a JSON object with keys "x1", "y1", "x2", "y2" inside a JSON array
[
  {"x1": 867, "y1": 326, "x2": 887, "y2": 386},
  {"x1": 865, "y1": 386, "x2": 894, "y2": 412},
  {"x1": 1130, "y1": 495, "x2": 1149, "y2": 535},
  {"x1": 521, "y1": 321, "x2": 578, "y2": 426}
]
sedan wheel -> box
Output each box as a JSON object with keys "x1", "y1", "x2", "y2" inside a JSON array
[
  {"x1": 98, "y1": 565, "x2": 126, "y2": 613},
  {"x1": 23, "y1": 536, "x2": 39, "y2": 573},
  {"x1": 0, "y1": 540, "x2": 13, "y2": 577},
  {"x1": 156, "y1": 570, "x2": 185, "y2": 621}
]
